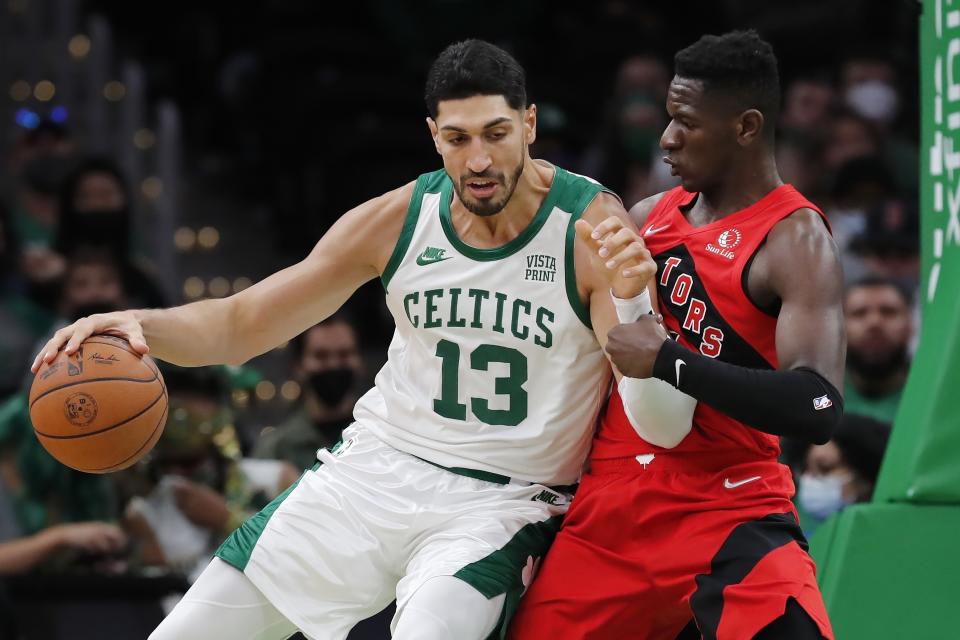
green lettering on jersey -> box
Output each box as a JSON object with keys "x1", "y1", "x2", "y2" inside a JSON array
[
  {"x1": 447, "y1": 287, "x2": 466, "y2": 328},
  {"x1": 492, "y1": 292, "x2": 508, "y2": 334},
  {"x1": 434, "y1": 339, "x2": 467, "y2": 420},
  {"x1": 511, "y1": 298, "x2": 531, "y2": 340},
  {"x1": 403, "y1": 292, "x2": 420, "y2": 328},
  {"x1": 535, "y1": 307, "x2": 554, "y2": 349},
  {"x1": 468, "y1": 289, "x2": 489, "y2": 329},
  {"x1": 433, "y1": 340, "x2": 528, "y2": 426},
  {"x1": 470, "y1": 344, "x2": 528, "y2": 426},
  {"x1": 424, "y1": 289, "x2": 444, "y2": 329}
]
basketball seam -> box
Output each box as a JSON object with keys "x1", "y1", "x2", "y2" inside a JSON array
[
  {"x1": 29, "y1": 371, "x2": 159, "y2": 410},
  {"x1": 35, "y1": 386, "x2": 167, "y2": 439},
  {"x1": 82, "y1": 392, "x2": 168, "y2": 472}
]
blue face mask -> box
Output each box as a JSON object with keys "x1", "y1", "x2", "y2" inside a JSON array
[{"x1": 799, "y1": 473, "x2": 852, "y2": 520}]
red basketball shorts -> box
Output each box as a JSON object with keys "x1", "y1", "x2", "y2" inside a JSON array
[{"x1": 508, "y1": 455, "x2": 834, "y2": 640}]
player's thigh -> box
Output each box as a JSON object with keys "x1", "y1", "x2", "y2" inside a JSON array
[
  {"x1": 395, "y1": 481, "x2": 568, "y2": 638},
  {"x1": 150, "y1": 558, "x2": 298, "y2": 640},
  {"x1": 392, "y1": 576, "x2": 505, "y2": 640},
  {"x1": 217, "y1": 430, "x2": 410, "y2": 635}
]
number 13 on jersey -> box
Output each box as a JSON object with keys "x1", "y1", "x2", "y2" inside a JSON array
[{"x1": 433, "y1": 339, "x2": 528, "y2": 426}]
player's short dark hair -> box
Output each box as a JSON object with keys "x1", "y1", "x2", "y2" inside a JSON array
[
  {"x1": 845, "y1": 275, "x2": 913, "y2": 308},
  {"x1": 424, "y1": 39, "x2": 527, "y2": 119},
  {"x1": 674, "y1": 30, "x2": 780, "y2": 134}
]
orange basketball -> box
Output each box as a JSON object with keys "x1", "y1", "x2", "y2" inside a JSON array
[{"x1": 29, "y1": 334, "x2": 167, "y2": 474}]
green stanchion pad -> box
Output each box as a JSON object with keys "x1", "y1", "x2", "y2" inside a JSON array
[{"x1": 810, "y1": 503, "x2": 960, "y2": 639}]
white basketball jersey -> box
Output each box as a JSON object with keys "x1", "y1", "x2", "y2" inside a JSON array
[{"x1": 353, "y1": 167, "x2": 611, "y2": 485}]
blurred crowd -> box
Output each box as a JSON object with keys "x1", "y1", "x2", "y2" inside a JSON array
[{"x1": 0, "y1": 4, "x2": 918, "y2": 639}]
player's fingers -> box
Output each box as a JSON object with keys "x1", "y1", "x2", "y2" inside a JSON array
[
  {"x1": 63, "y1": 317, "x2": 97, "y2": 355},
  {"x1": 126, "y1": 330, "x2": 150, "y2": 355},
  {"x1": 33, "y1": 326, "x2": 74, "y2": 371},
  {"x1": 589, "y1": 216, "x2": 625, "y2": 241},
  {"x1": 599, "y1": 227, "x2": 638, "y2": 255},
  {"x1": 621, "y1": 251, "x2": 656, "y2": 279},
  {"x1": 604, "y1": 242, "x2": 646, "y2": 270}
]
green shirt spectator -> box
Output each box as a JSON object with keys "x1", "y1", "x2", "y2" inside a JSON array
[{"x1": 0, "y1": 395, "x2": 117, "y2": 535}]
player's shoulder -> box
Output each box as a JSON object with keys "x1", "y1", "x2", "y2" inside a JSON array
[
  {"x1": 627, "y1": 191, "x2": 671, "y2": 228},
  {"x1": 763, "y1": 207, "x2": 841, "y2": 292},
  {"x1": 581, "y1": 190, "x2": 628, "y2": 225},
  {"x1": 767, "y1": 207, "x2": 833, "y2": 248},
  {"x1": 372, "y1": 180, "x2": 419, "y2": 216}
]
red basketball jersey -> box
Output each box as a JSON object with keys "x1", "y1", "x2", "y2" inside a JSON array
[{"x1": 592, "y1": 185, "x2": 829, "y2": 463}]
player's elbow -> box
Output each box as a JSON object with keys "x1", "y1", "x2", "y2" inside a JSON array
[
  {"x1": 629, "y1": 420, "x2": 692, "y2": 449},
  {"x1": 648, "y1": 432, "x2": 686, "y2": 449},
  {"x1": 221, "y1": 296, "x2": 259, "y2": 365},
  {"x1": 808, "y1": 408, "x2": 842, "y2": 445}
]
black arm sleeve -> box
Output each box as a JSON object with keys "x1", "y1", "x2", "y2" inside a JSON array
[{"x1": 651, "y1": 339, "x2": 843, "y2": 444}]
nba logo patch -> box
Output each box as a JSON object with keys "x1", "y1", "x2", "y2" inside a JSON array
[{"x1": 813, "y1": 395, "x2": 833, "y2": 411}]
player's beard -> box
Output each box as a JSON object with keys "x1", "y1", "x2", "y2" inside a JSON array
[
  {"x1": 454, "y1": 147, "x2": 526, "y2": 217},
  {"x1": 847, "y1": 344, "x2": 909, "y2": 383}
]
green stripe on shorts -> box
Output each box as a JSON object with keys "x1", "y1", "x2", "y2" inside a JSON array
[
  {"x1": 454, "y1": 515, "x2": 563, "y2": 640},
  {"x1": 215, "y1": 462, "x2": 320, "y2": 571}
]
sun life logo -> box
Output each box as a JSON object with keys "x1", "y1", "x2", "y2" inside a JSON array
[
  {"x1": 706, "y1": 228, "x2": 740, "y2": 260},
  {"x1": 717, "y1": 228, "x2": 742, "y2": 249}
]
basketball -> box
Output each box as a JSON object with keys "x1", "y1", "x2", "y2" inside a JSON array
[{"x1": 29, "y1": 334, "x2": 168, "y2": 474}]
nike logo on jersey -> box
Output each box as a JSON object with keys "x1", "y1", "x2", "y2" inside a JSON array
[
  {"x1": 644, "y1": 223, "x2": 671, "y2": 237},
  {"x1": 416, "y1": 246, "x2": 452, "y2": 266},
  {"x1": 674, "y1": 359, "x2": 686, "y2": 387},
  {"x1": 723, "y1": 475, "x2": 761, "y2": 489}
]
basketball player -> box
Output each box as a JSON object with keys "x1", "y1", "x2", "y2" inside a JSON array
[
  {"x1": 31, "y1": 40, "x2": 694, "y2": 640},
  {"x1": 510, "y1": 31, "x2": 844, "y2": 639}
]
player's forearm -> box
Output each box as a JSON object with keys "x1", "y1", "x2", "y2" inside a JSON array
[
  {"x1": 618, "y1": 376, "x2": 697, "y2": 448},
  {"x1": 651, "y1": 340, "x2": 843, "y2": 444},
  {"x1": 136, "y1": 297, "x2": 244, "y2": 366}
]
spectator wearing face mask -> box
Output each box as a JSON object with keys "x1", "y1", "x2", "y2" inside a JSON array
[
  {"x1": 795, "y1": 414, "x2": 891, "y2": 537},
  {"x1": 840, "y1": 53, "x2": 918, "y2": 194},
  {"x1": 843, "y1": 276, "x2": 914, "y2": 423},
  {"x1": 253, "y1": 314, "x2": 365, "y2": 471},
  {"x1": 54, "y1": 157, "x2": 167, "y2": 309}
]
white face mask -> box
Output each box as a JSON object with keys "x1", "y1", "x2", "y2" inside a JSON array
[
  {"x1": 798, "y1": 473, "x2": 852, "y2": 520},
  {"x1": 846, "y1": 80, "x2": 899, "y2": 125}
]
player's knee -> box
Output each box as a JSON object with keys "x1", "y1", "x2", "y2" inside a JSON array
[{"x1": 393, "y1": 576, "x2": 504, "y2": 640}]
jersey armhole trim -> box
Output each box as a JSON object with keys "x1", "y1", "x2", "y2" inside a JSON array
[
  {"x1": 740, "y1": 241, "x2": 781, "y2": 318},
  {"x1": 563, "y1": 186, "x2": 611, "y2": 330},
  {"x1": 381, "y1": 175, "x2": 430, "y2": 292}
]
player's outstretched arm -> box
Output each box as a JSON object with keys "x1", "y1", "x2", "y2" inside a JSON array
[
  {"x1": 576, "y1": 194, "x2": 697, "y2": 448},
  {"x1": 31, "y1": 182, "x2": 414, "y2": 371}
]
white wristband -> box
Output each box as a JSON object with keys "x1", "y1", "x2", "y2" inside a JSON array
[{"x1": 610, "y1": 288, "x2": 652, "y2": 323}]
